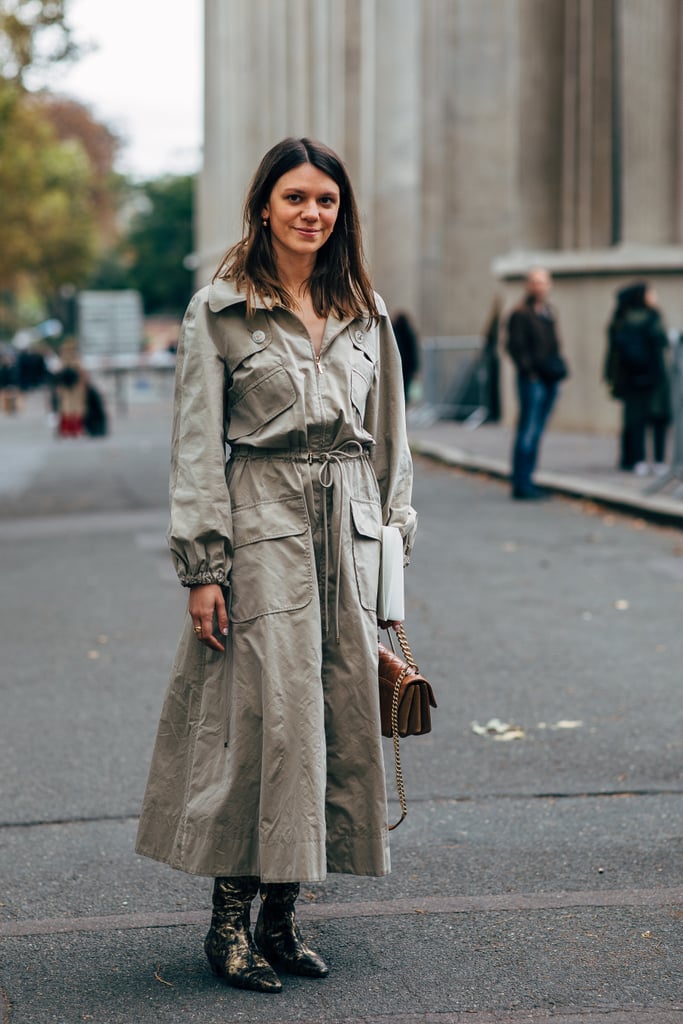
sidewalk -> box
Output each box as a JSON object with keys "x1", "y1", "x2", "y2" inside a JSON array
[{"x1": 408, "y1": 414, "x2": 683, "y2": 526}]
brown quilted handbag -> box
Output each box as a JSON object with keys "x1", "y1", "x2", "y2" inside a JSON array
[{"x1": 378, "y1": 625, "x2": 436, "y2": 829}]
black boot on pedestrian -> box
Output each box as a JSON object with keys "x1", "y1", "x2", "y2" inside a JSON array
[
  {"x1": 255, "y1": 882, "x2": 329, "y2": 978},
  {"x1": 512, "y1": 484, "x2": 550, "y2": 500},
  {"x1": 204, "y1": 876, "x2": 282, "y2": 993}
]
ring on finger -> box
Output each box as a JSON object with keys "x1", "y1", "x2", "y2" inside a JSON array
[{"x1": 193, "y1": 624, "x2": 202, "y2": 635}]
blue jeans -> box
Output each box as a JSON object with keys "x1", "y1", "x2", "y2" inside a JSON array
[{"x1": 511, "y1": 375, "x2": 558, "y2": 494}]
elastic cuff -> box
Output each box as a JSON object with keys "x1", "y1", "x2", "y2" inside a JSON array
[{"x1": 179, "y1": 569, "x2": 228, "y2": 588}]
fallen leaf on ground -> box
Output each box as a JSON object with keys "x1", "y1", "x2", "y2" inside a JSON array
[{"x1": 471, "y1": 718, "x2": 525, "y2": 741}]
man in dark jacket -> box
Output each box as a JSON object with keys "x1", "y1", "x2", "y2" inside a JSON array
[{"x1": 506, "y1": 268, "x2": 568, "y2": 499}]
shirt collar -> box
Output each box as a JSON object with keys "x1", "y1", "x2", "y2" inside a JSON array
[{"x1": 207, "y1": 276, "x2": 386, "y2": 324}]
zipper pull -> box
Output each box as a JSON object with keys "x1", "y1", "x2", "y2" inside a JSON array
[{"x1": 315, "y1": 354, "x2": 324, "y2": 374}]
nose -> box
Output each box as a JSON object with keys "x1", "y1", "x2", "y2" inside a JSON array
[{"x1": 300, "y1": 199, "x2": 318, "y2": 220}]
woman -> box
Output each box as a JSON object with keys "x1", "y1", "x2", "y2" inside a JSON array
[
  {"x1": 136, "y1": 138, "x2": 417, "y2": 994},
  {"x1": 604, "y1": 282, "x2": 671, "y2": 475}
]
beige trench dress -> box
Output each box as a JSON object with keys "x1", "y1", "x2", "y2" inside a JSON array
[{"x1": 135, "y1": 279, "x2": 417, "y2": 882}]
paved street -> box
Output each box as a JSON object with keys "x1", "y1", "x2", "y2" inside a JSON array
[{"x1": 1, "y1": 391, "x2": 681, "y2": 1023}]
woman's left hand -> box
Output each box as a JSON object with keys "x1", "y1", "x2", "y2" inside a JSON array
[{"x1": 377, "y1": 619, "x2": 402, "y2": 631}]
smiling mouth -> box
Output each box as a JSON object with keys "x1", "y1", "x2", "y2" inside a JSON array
[{"x1": 296, "y1": 227, "x2": 319, "y2": 236}]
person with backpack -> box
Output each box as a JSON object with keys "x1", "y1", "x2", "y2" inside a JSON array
[{"x1": 604, "y1": 282, "x2": 671, "y2": 475}]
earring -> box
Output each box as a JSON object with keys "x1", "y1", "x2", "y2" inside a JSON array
[{"x1": 262, "y1": 218, "x2": 269, "y2": 229}]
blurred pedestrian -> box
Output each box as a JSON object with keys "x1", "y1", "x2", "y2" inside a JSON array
[
  {"x1": 53, "y1": 345, "x2": 87, "y2": 438},
  {"x1": 0, "y1": 347, "x2": 20, "y2": 414},
  {"x1": 135, "y1": 137, "x2": 416, "y2": 994},
  {"x1": 604, "y1": 282, "x2": 671, "y2": 475},
  {"x1": 83, "y1": 379, "x2": 108, "y2": 437},
  {"x1": 391, "y1": 310, "x2": 420, "y2": 402},
  {"x1": 16, "y1": 349, "x2": 47, "y2": 391},
  {"x1": 506, "y1": 268, "x2": 568, "y2": 499}
]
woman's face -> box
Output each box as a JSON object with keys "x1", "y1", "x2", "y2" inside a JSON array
[{"x1": 262, "y1": 163, "x2": 340, "y2": 263}]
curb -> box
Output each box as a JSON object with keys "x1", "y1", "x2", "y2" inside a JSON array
[{"x1": 410, "y1": 437, "x2": 683, "y2": 529}]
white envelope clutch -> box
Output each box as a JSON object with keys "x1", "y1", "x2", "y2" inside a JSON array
[{"x1": 377, "y1": 525, "x2": 405, "y2": 621}]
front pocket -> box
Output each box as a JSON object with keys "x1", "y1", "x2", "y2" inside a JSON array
[
  {"x1": 229, "y1": 496, "x2": 313, "y2": 621},
  {"x1": 228, "y1": 365, "x2": 297, "y2": 440},
  {"x1": 349, "y1": 497, "x2": 382, "y2": 611}
]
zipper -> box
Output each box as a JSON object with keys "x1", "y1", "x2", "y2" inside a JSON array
[{"x1": 315, "y1": 352, "x2": 324, "y2": 374}]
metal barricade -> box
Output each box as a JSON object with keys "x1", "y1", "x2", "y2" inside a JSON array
[
  {"x1": 411, "y1": 336, "x2": 491, "y2": 427},
  {"x1": 643, "y1": 332, "x2": 683, "y2": 497}
]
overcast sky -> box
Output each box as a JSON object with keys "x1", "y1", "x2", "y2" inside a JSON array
[{"x1": 41, "y1": 0, "x2": 204, "y2": 180}]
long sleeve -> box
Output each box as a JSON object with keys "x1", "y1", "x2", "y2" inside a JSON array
[
  {"x1": 506, "y1": 309, "x2": 534, "y2": 374},
  {"x1": 168, "y1": 289, "x2": 234, "y2": 587},
  {"x1": 365, "y1": 313, "x2": 418, "y2": 563}
]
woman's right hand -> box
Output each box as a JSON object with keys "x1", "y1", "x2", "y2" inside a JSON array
[{"x1": 188, "y1": 584, "x2": 229, "y2": 652}]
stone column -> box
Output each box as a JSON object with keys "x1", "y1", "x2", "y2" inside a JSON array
[
  {"x1": 358, "y1": 0, "x2": 378, "y2": 258},
  {"x1": 284, "y1": 0, "x2": 311, "y2": 134},
  {"x1": 674, "y1": 0, "x2": 683, "y2": 242},
  {"x1": 265, "y1": 0, "x2": 289, "y2": 139},
  {"x1": 341, "y1": 0, "x2": 363, "y2": 189},
  {"x1": 326, "y1": 0, "x2": 347, "y2": 154},
  {"x1": 368, "y1": 0, "x2": 421, "y2": 312},
  {"x1": 516, "y1": 0, "x2": 566, "y2": 251},
  {"x1": 197, "y1": 0, "x2": 253, "y2": 283},
  {"x1": 417, "y1": 0, "x2": 447, "y2": 335},
  {"x1": 560, "y1": 0, "x2": 616, "y2": 250},
  {"x1": 620, "y1": 0, "x2": 680, "y2": 243},
  {"x1": 437, "y1": 0, "x2": 520, "y2": 334}
]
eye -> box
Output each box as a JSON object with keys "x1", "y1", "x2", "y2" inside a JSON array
[
  {"x1": 319, "y1": 196, "x2": 337, "y2": 206},
  {"x1": 285, "y1": 193, "x2": 302, "y2": 203}
]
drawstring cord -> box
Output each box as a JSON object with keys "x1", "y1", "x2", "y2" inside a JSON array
[
  {"x1": 315, "y1": 440, "x2": 365, "y2": 643},
  {"x1": 229, "y1": 441, "x2": 368, "y2": 644}
]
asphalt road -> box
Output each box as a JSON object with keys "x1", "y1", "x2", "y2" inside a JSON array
[{"x1": 0, "y1": 392, "x2": 681, "y2": 1024}]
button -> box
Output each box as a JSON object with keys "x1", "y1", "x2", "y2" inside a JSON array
[
  {"x1": 354, "y1": 331, "x2": 365, "y2": 342},
  {"x1": 252, "y1": 330, "x2": 266, "y2": 343}
]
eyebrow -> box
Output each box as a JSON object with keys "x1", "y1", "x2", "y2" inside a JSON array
[{"x1": 282, "y1": 185, "x2": 339, "y2": 196}]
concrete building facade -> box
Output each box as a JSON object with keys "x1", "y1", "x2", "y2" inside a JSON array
[{"x1": 198, "y1": 0, "x2": 683, "y2": 433}]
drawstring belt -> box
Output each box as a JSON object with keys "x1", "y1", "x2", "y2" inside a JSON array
[{"x1": 230, "y1": 441, "x2": 369, "y2": 642}]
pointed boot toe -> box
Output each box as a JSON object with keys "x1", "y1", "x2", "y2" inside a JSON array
[
  {"x1": 204, "y1": 929, "x2": 282, "y2": 992},
  {"x1": 255, "y1": 897, "x2": 329, "y2": 978}
]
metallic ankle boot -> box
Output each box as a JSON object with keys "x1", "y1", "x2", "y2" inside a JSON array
[
  {"x1": 254, "y1": 882, "x2": 329, "y2": 978},
  {"x1": 204, "y1": 876, "x2": 282, "y2": 993}
]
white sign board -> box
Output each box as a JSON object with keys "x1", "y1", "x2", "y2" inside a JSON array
[{"x1": 78, "y1": 290, "x2": 143, "y2": 356}]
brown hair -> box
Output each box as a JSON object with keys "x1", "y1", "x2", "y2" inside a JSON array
[{"x1": 214, "y1": 137, "x2": 380, "y2": 323}]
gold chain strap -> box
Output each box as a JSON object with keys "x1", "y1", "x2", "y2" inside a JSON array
[
  {"x1": 394, "y1": 623, "x2": 418, "y2": 671},
  {"x1": 388, "y1": 662, "x2": 409, "y2": 830},
  {"x1": 386, "y1": 623, "x2": 419, "y2": 832}
]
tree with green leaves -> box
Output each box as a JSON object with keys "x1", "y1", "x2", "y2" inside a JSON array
[
  {"x1": 123, "y1": 175, "x2": 195, "y2": 316},
  {"x1": 0, "y1": 2, "x2": 118, "y2": 331},
  {"x1": 0, "y1": 91, "x2": 97, "y2": 293},
  {"x1": 0, "y1": 0, "x2": 75, "y2": 82}
]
